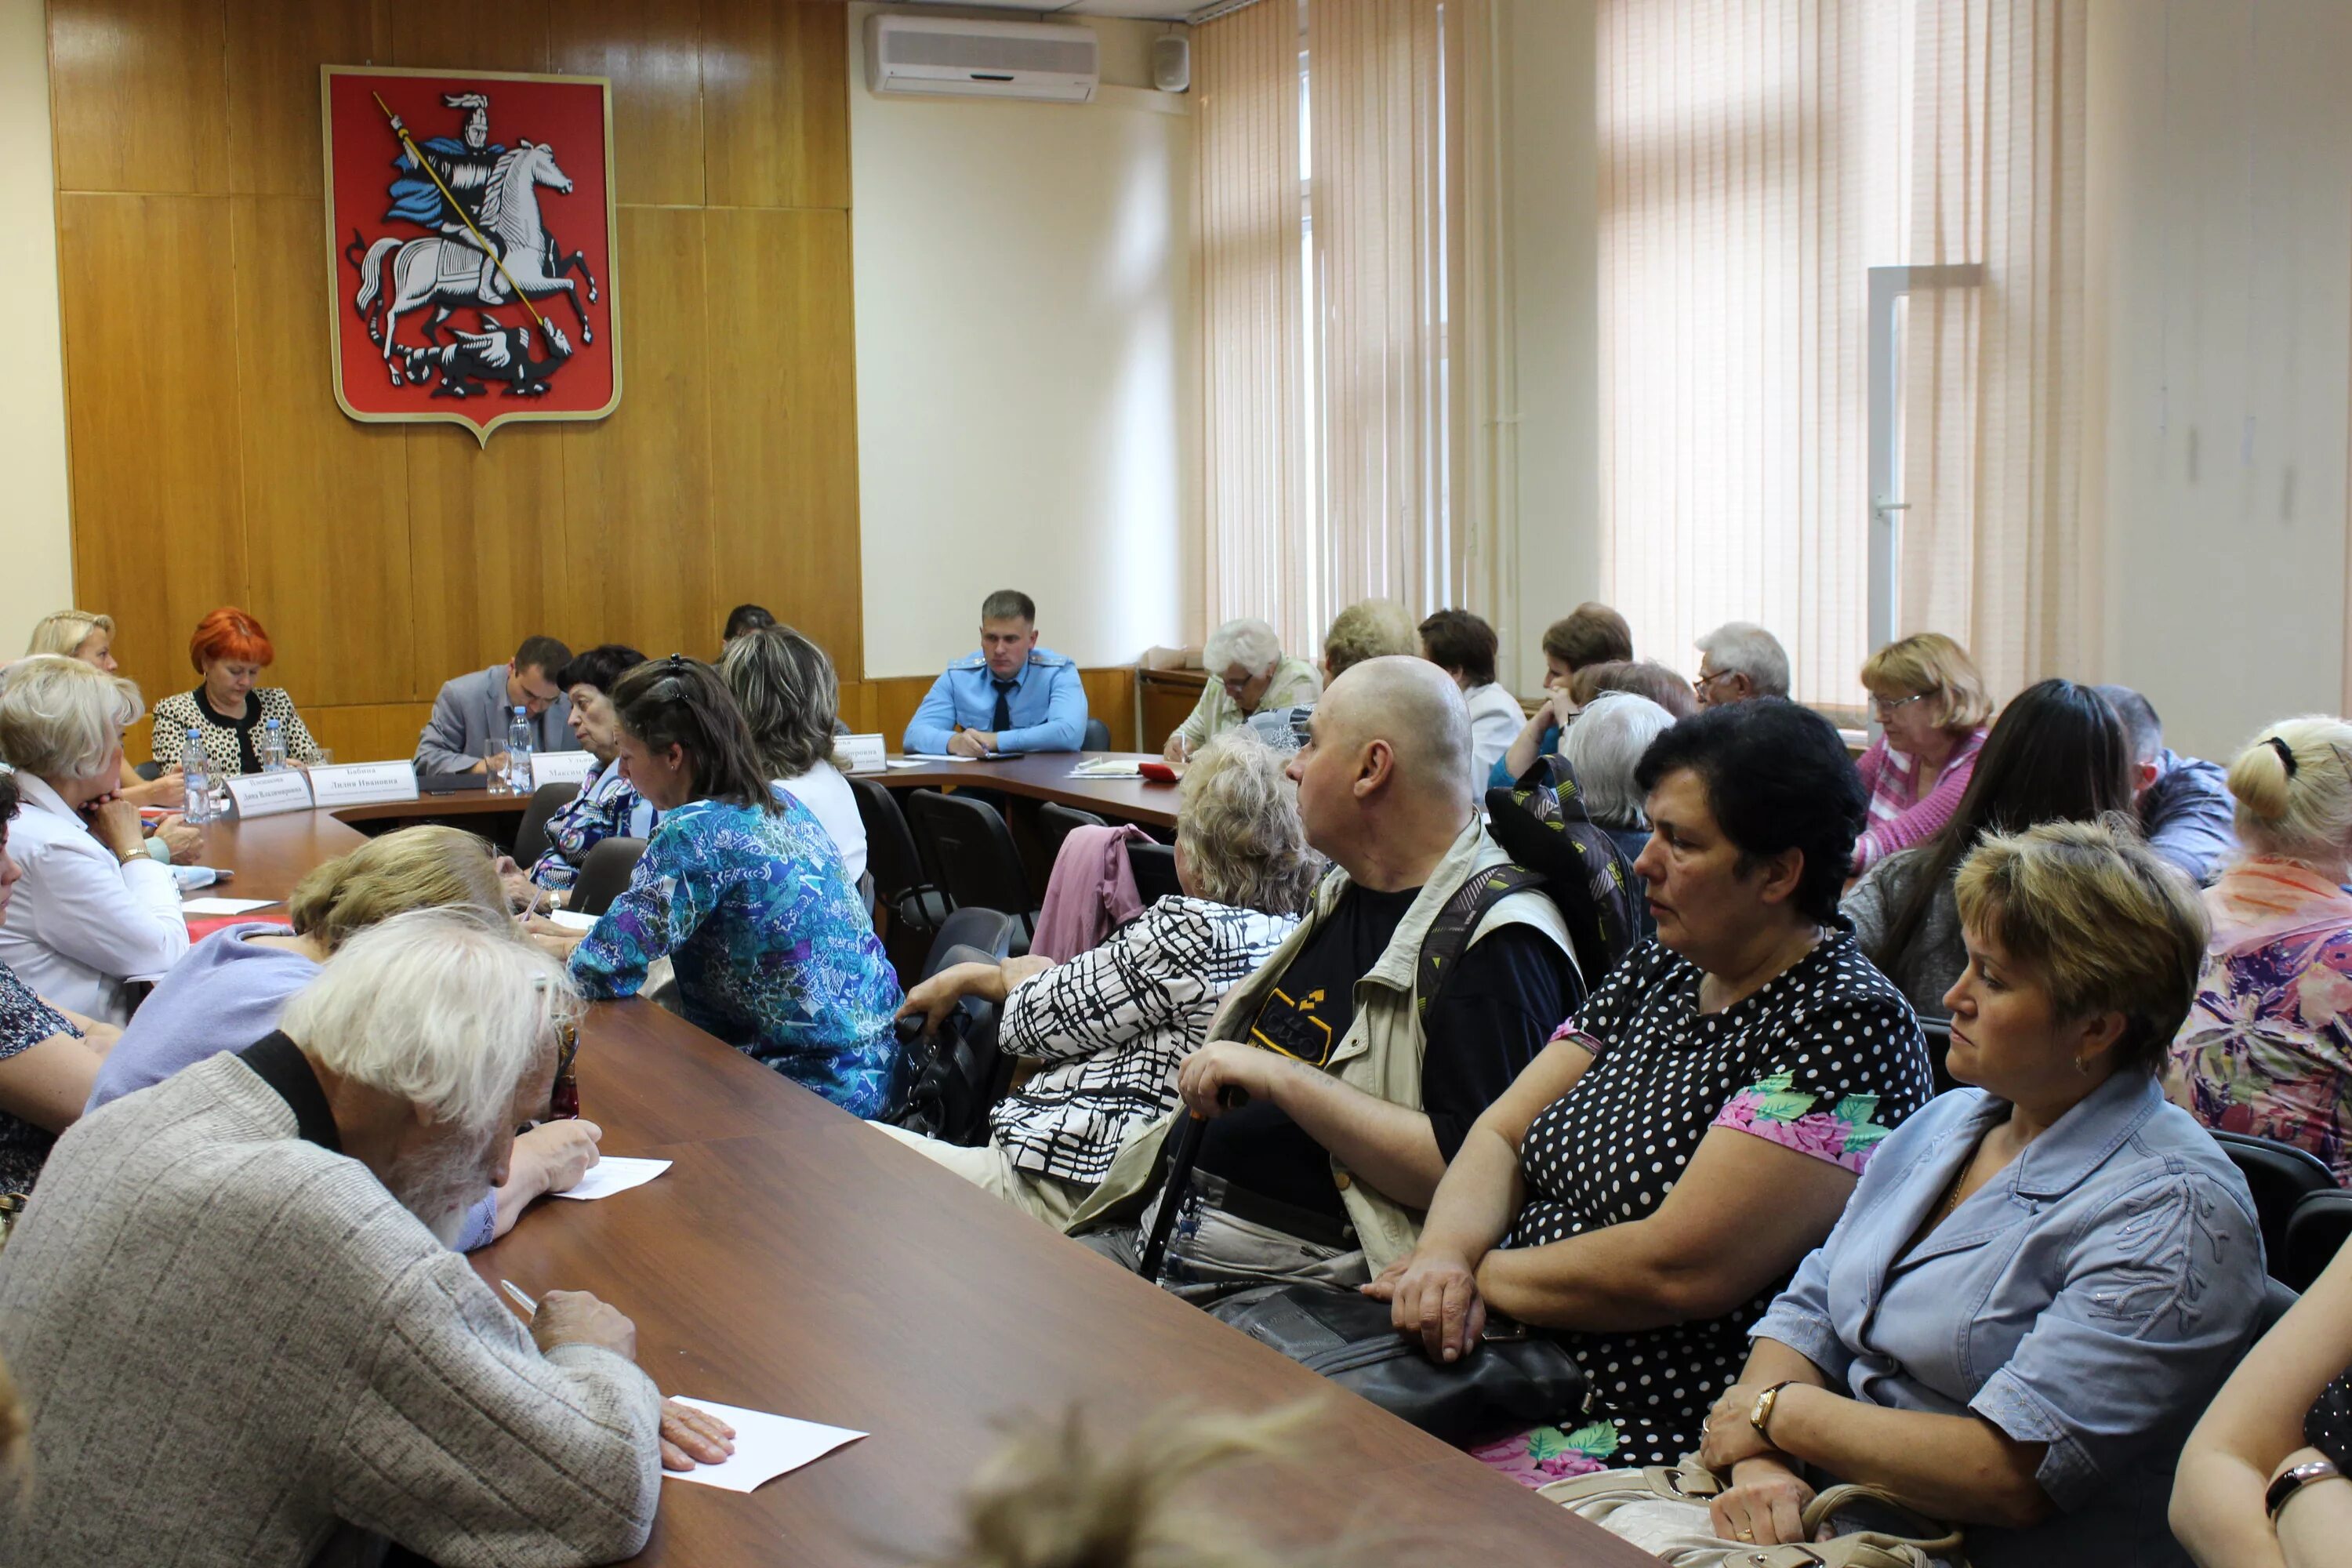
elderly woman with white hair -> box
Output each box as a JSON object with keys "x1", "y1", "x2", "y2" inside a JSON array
[
  {"x1": 1559, "y1": 692, "x2": 1678, "y2": 940},
  {"x1": 1163, "y1": 618, "x2": 1320, "y2": 763},
  {"x1": 0, "y1": 656, "x2": 187, "y2": 1024},
  {"x1": 882, "y1": 730, "x2": 1322, "y2": 1225},
  {"x1": 0, "y1": 908, "x2": 728, "y2": 1566}
]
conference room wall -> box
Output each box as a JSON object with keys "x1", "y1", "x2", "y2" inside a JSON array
[
  {"x1": 40, "y1": 0, "x2": 873, "y2": 765},
  {"x1": 847, "y1": 4, "x2": 1200, "y2": 679},
  {"x1": 0, "y1": 0, "x2": 74, "y2": 652}
]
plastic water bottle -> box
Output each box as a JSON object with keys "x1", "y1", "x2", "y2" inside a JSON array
[
  {"x1": 180, "y1": 728, "x2": 213, "y2": 825},
  {"x1": 504, "y1": 706, "x2": 534, "y2": 792},
  {"x1": 258, "y1": 717, "x2": 287, "y2": 772}
]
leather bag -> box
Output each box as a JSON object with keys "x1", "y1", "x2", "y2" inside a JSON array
[{"x1": 1537, "y1": 1461, "x2": 1968, "y2": 1568}]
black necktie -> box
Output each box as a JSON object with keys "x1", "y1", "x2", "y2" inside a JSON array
[{"x1": 991, "y1": 677, "x2": 1017, "y2": 733}]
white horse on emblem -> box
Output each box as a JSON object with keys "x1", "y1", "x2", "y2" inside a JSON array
[{"x1": 347, "y1": 140, "x2": 601, "y2": 386}]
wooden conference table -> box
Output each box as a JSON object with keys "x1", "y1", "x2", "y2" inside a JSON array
[{"x1": 190, "y1": 797, "x2": 1650, "y2": 1568}]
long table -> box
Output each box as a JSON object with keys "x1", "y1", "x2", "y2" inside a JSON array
[
  {"x1": 873, "y1": 752, "x2": 1181, "y2": 829},
  {"x1": 191, "y1": 803, "x2": 1653, "y2": 1568}
]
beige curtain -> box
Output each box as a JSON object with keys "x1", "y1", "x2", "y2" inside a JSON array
[
  {"x1": 1194, "y1": 0, "x2": 1310, "y2": 652},
  {"x1": 1899, "y1": 0, "x2": 2086, "y2": 699},
  {"x1": 1308, "y1": 0, "x2": 1471, "y2": 629},
  {"x1": 1597, "y1": 0, "x2": 1908, "y2": 708}
]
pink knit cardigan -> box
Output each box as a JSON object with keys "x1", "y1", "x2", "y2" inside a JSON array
[{"x1": 1850, "y1": 727, "x2": 1988, "y2": 875}]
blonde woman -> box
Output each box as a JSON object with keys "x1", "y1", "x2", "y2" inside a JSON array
[
  {"x1": 26, "y1": 608, "x2": 189, "y2": 812},
  {"x1": 1851, "y1": 632, "x2": 1994, "y2": 875},
  {"x1": 0, "y1": 656, "x2": 187, "y2": 1023},
  {"x1": 86, "y1": 825, "x2": 601, "y2": 1250},
  {"x1": 2169, "y1": 717, "x2": 2352, "y2": 1181},
  {"x1": 1247, "y1": 598, "x2": 1418, "y2": 753}
]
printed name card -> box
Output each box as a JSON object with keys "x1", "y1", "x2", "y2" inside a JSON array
[
  {"x1": 304, "y1": 761, "x2": 421, "y2": 808},
  {"x1": 529, "y1": 750, "x2": 596, "y2": 789},
  {"x1": 223, "y1": 771, "x2": 314, "y2": 820},
  {"x1": 837, "y1": 734, "x2": 887, "y2": 774}
]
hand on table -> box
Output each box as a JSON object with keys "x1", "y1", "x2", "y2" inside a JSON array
[
  {"x1": 659, "y1": 1399, "x2": 738, "y2": 1472},
  {"x1": 522, "y1": 913, "x2": 584, "y2": 960},
  {"x1": 494, "y1": 855, "x2": 552, "y2": 915},
  {"x1": 530, "y1": 1289, "x2": 637, "y2": 1360},
  {"x1": 153, "y1": 815, "x2": 201, "y2": 865},
  {"x1": 120, "y1": 771, "x2": 184, "y2": 808},
  {"x1": 517, "y1": 1118, "x2": 602, "y2": 1196},
  {"x1": 1162, "y1": 731, "x2": 1191, "y2": 764},
  {"x1": 946, "y1": 729, "x2": 996, "y2": 759},
  {"x1": 1362, "y1": 1247, "x2": 1487, "y2": 1363}
]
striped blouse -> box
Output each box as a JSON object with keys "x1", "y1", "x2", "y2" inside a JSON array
[{"x1": 1850, "y1": 726, "x2": 1987, "y2": 875}]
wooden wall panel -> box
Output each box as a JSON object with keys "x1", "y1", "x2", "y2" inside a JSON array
[
  {"x1": 561, "y1": 206, "x2": 713, "y2": 662},
  {"x1": 225, "y1": 0, "x2": 386, "y2": 198},
  {"x1": 232, "y1": 196, "x2": 416, "y2": 708},
  {"x1": 48, "y1": 0, "x2": 229, "y2": 194},
  {"x1": 405, "y1": 426, "x2": 574, "y2": 694},
  {"x1": 704, "y1": 206, "x2": 862, "y2": 678},
  {"x1": 553, "y1": 0, "x2": 709, "y2": 209},
  {"x1": 54, "y1": 194, "x2": 247, "y2": 696},
  {"x1": 391, "y1": 4, "x2": 550, "y2": 75},
  {"x1": 702, "y1": 0, "x2": 851, "y2": 211}
]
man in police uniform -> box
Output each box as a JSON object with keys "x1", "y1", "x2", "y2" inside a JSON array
[{"x1": 903, "y1": 590, "x2": 1088, "y2": 757}]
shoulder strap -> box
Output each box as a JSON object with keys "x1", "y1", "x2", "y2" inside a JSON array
[{"x1": 1415, "y1": 864, "x2": 1547, "y2": 1021}]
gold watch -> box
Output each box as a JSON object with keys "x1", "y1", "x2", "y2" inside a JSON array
[{"x1": 1748, "y1": 1379, "x2": 1800, "y2": 1442}]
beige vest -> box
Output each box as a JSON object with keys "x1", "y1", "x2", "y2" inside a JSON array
[{"x1": 1064, "y1": 815, "x2": 1575, "y2": 1272}]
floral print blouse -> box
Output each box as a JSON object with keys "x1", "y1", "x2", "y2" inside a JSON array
[
  {"x1": 0, "y1": 960, "x2": 77, "y2": 1198},
  {"x1": 528, "y1": 759, "x2": 653, "y2": 893},
  {"x1": 2171, "y1": 857, "x2": 2352, "y2": 1184},
  {"x1": 568, "y1": 792, "x2": 906, "y2": 1119}
]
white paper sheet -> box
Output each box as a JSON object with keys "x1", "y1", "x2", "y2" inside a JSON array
[
  {"x1": 1068, "y1": 760, "x2": 1140, "y2": 778},
  {"x1": 546, "y1": 909, "x2": 598, "y2": 933},
  {"x1": 547, "y1": 1155, "x2": 672, "y2": 1201},
  {"x1": 180, "y1": 897, "x2": 279, "y2": 916},
  {"x1": 662, "y1": 1397, "x2": 866, "y2": 1493}
]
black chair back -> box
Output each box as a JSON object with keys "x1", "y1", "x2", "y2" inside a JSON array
[
  {"x1": 1081, "y1": 717, "x2": 1112, "y2": 751},
  {"x1": 893, "y1": 942, "x2": 1016, "y2": 1146},
  {"x1": 2257, "y1": 1275, "x2": 2303, "y2": 1338},
  {"x1": 851, "y1": 776, "x2": 946, "y2": 936},
  {"x1": 569, "y1": 837, "x2": 647, "y2": 917},
  {"x1": 2212, "y1": 1131, "x2": 2337, "y2": 1269},
  {"x1": 1918, "y1": 1016, "x2": 1955, "y2": 1095},
  {"x1": 2282, "y1": 1189, "x2": 2352, "y2": 1292},
  {"x1": 906, "y1": 789, "x2": 1038, "y2": 920},
  {"x1": 1129, "y1": 840, "x2": 1181, "y2": 906},
  {"x1": 924, "y1": 908, "x2": 1023, "y2": 977},
  {"x1": 1037, "y1": 802, "x2": 1108, "y2": 857},
  {"x1": 514, "y1": 781, "x2": 580, "y2": 870}
]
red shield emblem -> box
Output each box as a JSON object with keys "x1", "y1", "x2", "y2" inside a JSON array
[{"x1": 321, "y1": 66, "x2": 620, "y2": 445}]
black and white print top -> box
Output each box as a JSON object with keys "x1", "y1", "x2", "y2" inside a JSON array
[
  {"x1": 151, "y1": 687, "x2": 324, "y2": 779},
  {"x1": 0, "y1": 960, "x2": 78, "y2": 1199},
  {"x1": 995, "y1": 896, "x2": 1298, "y2": 1185},
  {"x1": 1507, "y1": 924, "x2": 1933, "y2": 1467}
]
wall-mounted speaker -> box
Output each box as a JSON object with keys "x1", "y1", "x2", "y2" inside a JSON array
[{"x1": 1153, "y1": 35, "x2": 1191, "y2": 94}]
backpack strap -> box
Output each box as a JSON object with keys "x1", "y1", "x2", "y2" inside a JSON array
[{"x1": 1415, "y1": 863, "x2": 1547, "y2": 1021}]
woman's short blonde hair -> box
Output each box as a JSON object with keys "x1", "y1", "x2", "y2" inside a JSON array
[
  {"x1": 25, "y1": 610, "x2": 113, "y2": 661},
  {"x1": 0, "y1": 655, "x2": 143, "y2": 782},
  {"x1": 2224, "y1": 715, "x2": 2352, "y2": 872},
  {"x1": 1175, "y1": 729, "x2": 1323, "y2": 916},
  {"x1": 1860, "y1": 632, "x2": 1991, "y2": 732},
  {"x1": 1953, "y1": 817, "x2": 2208, "y2": 1076},
  {"x1": 1320, "y1": 599, "x2": 1419, "y2": 679},
  {"x1": 288, "y1": 825, "x2": 508, "y2": 955}
]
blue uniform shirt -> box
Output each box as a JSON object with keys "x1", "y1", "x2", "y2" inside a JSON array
[{"x1": 903, "y1": 648, "x2": 1088, "y2": 754}]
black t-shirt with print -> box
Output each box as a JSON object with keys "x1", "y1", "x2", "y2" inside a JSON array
[{"x1": 1195, "y1": 883, "x2": 1573, "y2": 1223}]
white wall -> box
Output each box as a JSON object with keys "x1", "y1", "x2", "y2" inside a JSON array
[
  {"x1": 0, "y1": 0, "x2": 77, "y2": 649},
  {"x1": 2087, "y1": 0, "x2": 2352, "y2": 761},
  {"x1": 849, "y1": 4, "x2": 1197, "y2": 676}
]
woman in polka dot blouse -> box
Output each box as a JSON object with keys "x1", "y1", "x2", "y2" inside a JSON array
[{"x1": 1367, "y1": 699, "x2": 1933, "y2": 1483}]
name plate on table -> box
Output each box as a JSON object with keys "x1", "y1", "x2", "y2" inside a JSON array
[
  {"x1": 837, "y1": 734, "x2": 887, "y2": 774},
  {"x1": 223, "y1": 771, "x2": 314, "y2": 819},
  {"x1": 304, "y1": 761, "x2": 421, "y2": 808},
  {"x1": 529, "y1": 750, "x2": 596, "y2": 789}
]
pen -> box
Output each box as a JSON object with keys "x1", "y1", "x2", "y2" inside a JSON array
[{"x1": 499, "y1": 1279, "x2": 539, "y2": 1316}]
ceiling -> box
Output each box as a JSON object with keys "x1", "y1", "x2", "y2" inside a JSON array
[{"x1": 891, "y1": 0, "x2": 1203, "y2": 22}]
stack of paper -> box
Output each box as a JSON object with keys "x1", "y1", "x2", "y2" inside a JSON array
[{"x1": 663, "y1": 1398, "x2": 866, "y2": 1493}]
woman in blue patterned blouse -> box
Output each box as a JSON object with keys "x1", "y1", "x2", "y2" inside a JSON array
[{"x1": 541, "y1": 656, "x2": 906, "y2": 1118}]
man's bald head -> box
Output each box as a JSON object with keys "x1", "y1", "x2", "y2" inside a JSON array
[{"x1": 1316, "y1": 655, "x2": 1475, "y2": 811}]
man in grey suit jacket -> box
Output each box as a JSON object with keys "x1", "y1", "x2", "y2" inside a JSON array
[{"x1": 413, "y1": 634, "x2": 575, "y2": 775}]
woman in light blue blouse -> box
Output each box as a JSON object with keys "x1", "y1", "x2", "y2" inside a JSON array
[
  {"x1": 547, "y1": 656, "x2": 905, "y2": 1118},
  {"x1": 1614, "y1": 820, "x2": 2264, "y2": 1568}
]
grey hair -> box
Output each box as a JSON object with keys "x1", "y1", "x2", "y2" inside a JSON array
[
  {"x1": 280, "y1": 907, "x2": 582, "y2": 1133},
  {"x1": 1204, "y1": 618, "x2": 1283, "y2": 678},
  {"x1": 0, "y1": 655, "x2": 143, "y2": 782},
  {"x1": 1174, "y1": 729, "x2": 1324, "y2": 916},
  {"x1": 2092, "y1": 684, "x2": 2164, "y2": 766},
  {"x1": 720, "y1": 625, "x2": 842, "y2": 782},
  {"x1": 25, "y1": 610, "x2": 113, "y2": 660},
  {"x1": 1562, "y1": 693, "x2": 1678, "y2": 829},
  {"x1": 1693, "y1": 621, "x2": 1791, "y2": 698}
]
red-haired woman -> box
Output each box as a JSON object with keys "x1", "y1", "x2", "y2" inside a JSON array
[{"x1": 149, "y1": 608, "x2": 323, "y2": 777}]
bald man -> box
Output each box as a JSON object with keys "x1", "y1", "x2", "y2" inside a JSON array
[{"x1": 1065, "y1": 657, "x2": 1577, "y2": 1301}]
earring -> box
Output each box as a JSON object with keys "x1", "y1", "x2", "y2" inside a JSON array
[{"x1": 2074, "y1": 1054, "x2": 2095, "y2": 1077}]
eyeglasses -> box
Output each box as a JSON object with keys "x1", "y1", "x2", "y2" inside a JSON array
[
  {"x1": 1871, "y1": 691, "x2": 1931, "y2": 720},
  {"x1": 1692, "y1": 669, "x2": 1733, "y2": 695}
]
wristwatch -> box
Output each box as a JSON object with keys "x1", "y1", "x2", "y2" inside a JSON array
[
  {"x1": 2267, "y1": 1457, "x2": 2343, "y2": 1520},
  {"x1": 1748, "y1": 1379, "x2": 1800, "y2": 1442}
]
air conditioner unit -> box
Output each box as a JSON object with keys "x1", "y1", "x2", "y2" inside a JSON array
[{"x1": 866, "y1": 14, "x2": 1099, "y2": 104}]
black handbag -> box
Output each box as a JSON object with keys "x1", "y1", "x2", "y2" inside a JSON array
[{"x1": 1142, "y1": 1109, "x2": 1589, "y2": 1449}]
